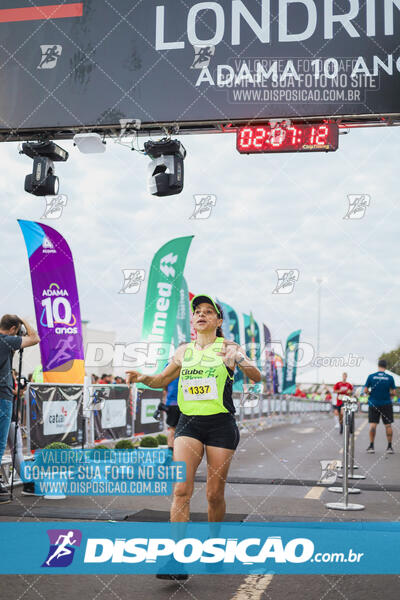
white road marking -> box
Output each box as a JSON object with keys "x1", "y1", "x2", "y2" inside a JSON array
[
  {"x1": 355, "y1": 420, "x2": 368, "y2": 438},
  {"x1": 231, "y1": 574, "x2": 274, "y2": 600},
  {"x1": 304, "y1": 486, "x2": 325, "y2": 500},
  {"x1": 291, "y1": 427, "x2": 316, "y2": 434}
]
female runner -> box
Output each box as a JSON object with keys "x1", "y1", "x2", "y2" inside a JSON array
[{"x1": 127, "y1": 294, "x2": 261, "y2": 525}]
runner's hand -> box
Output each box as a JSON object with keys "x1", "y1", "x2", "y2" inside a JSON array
[
  {"x1": 217, "y1": 342, "x2": 238, "y2": 369},
  {"x1": 126, "y1": 370, "x2": 145, "y2": 384}
]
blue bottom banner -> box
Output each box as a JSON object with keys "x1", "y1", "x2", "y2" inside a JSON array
[{"x1": 0, "y1": 522, "x2": 399, "y2": 574}]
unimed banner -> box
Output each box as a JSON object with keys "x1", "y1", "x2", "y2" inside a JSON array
[
  {"x1": 28, "y1": 384, "x2": 84, "y2": 450},
  {"x1": 141, "y1": 236, "x2": 193, "y2": 376},
  {"x1": 18, "y1": 220, "x2": 84, "y2": 384},
  {"x1": 282, "y1": 330, "x2": 302, "y2": 394},
  {"x1": 173, "y1": 276, "x2": 191, "y2": 348},
  {"x1": 1, "y1": 1, "x2": 400, "y2": 131}
]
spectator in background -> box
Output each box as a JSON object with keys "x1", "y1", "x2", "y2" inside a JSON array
[
  {"x1": 91, "y1": 374, "x2": 99, "y2": 384},
  {"x1": 98, "y1": 374, "x2": 108, "y2": 384},
  {"x1": 365, "y1": 359, "x2": 395, "y2": 454},
  {"x1": 161, "y1": 345, "x2": 186, "y2": 453},
  {"x1": 294, "y1": 386, "x2": 306, "y2": 398},
  {"x1": 325, "y1": 389, "x2": 332, "y2": 403},
  {"x1": 333, "y1": 372, "x2": 353, "y2": 434},
  {"x1": 0, "y1": 315, "x2": 40, "y2": 504}
]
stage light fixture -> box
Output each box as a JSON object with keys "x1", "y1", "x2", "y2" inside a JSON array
[
  {"x1": 21, "y1": 141, "x2": 69, "y2": 196},
  {"x1": 73, "y1": 132, "x2": 106, "y2": 154},
  {"x1": 144, "y1": 138, "x2": 186, "y2": 197}
]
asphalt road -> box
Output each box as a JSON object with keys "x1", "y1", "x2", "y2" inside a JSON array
[{"x1": 1, "y1": 413, "x2": 399, "y2": 599}]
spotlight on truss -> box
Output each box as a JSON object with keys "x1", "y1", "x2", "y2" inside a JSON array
[
  {"x1": 144, "y1": 138, "x2": 186, "y2": 197},
  {"x1": 21, "y1": 141, "x2": 68, "y2": 196}
]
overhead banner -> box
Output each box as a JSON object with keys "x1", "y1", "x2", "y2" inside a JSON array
[
  {"x1": 173, "y1": 277, "x2": 191, "y2": 348},
  {"x1": 141, "y1": 236, "x2": 193, "y2": 376},
  {"x1": 282, "y1": 330, "x2": 302, "y2": 394},
  {"x1": 1, "y1": 1, "x2": 400, "y2": 134},
  {"x1": 218, "y1": 299, "x2": 243, "y2": 392},
  {"x1": 18, "y1": 220, "x2": 84, "y2": 384},
  {"x1": 263, "y1": 324, "x2": 274, "y2": 394}
]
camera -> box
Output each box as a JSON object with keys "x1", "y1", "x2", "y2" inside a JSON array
[
  {"x1": 153, "y1": 402, "x2": 169, "y2": 421},
  {"x1": 19, "y1": 376, "x2": 28, "y2": 389},
  {"x1": 17, "y1": 323, "x2": 27, "y2": 336}
]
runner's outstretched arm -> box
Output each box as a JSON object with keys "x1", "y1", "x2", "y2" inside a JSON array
[{"x1": 126, "y1": 344, "x2": 185, "y2": 388}]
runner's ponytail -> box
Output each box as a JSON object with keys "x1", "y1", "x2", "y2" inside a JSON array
[{"x1": 215, "y1": 302, "x2": 224, "y2": 338}]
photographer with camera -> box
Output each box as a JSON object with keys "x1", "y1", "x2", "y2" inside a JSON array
[{"x1": 0, "y1": 314, "x2": 39, "y2": 503}]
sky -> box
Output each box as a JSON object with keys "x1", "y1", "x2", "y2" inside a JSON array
[{"x1": 1, "y1": 123, "x2": 399, "y2": 377}]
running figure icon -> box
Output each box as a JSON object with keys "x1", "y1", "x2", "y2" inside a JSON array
[{"x1": 45, "y1": 531, "x2": 77, "y2": 566}]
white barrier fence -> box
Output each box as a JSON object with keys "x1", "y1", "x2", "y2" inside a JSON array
[{"x1": 22, "y1": 384, "x2": 333, "y2": 453}]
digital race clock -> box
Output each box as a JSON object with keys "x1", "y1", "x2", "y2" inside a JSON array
[{"x1": 236, "y1": 124, "x2": 339, "y2": 154}]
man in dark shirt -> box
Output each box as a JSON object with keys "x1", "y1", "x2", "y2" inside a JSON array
[
  {"x1": 364, "y1": 359, "x2": 395, "y2": 454},
  {"x1": 162, "y1": 360, "x2": 181, "y2": 453},
  {"x1": 0, "y1": 314, "x2": 40, "y2": 503}
]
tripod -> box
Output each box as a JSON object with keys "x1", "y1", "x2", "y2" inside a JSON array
[{"x1": 10, "y1": 347, "x2": 23, "y2": 500}]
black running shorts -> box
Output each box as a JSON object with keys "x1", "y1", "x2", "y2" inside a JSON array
[
  {"x1": 368, "y1": 403, "x2": 393, "y2": 425},
  {"x1": 174, "y1": 413, "x2": 240, "y2": 450},
  {"x1": 166, "y1": 405, "x2": 181, "y2": 428}
]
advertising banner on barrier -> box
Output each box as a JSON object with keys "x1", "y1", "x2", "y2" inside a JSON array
[
  {"x1": 1, "y1": 522, "x2": 399, "y2": 574},
  {"x1": 218, "y1": 299, "x2": 243, "y2": 392},
  {"x1": 18, "y1": 220, "x2": 85, "y2": 384},
  {"x1": 90, "y1": 385, "x2": 133, "y2": 442},
  {"x1": 134, "y1": 388, "x2": 163, "y2": 436},
  {"x1": 173, "y1": 276, "x2": 191, "y2": 348},
  {"x1": 28, "y1": 384, "x2": 84, "y2": 449},
  {"x1": 282, "y1": 330, "x2": 302, "y2": 394},
  {"x1": 141, "y1": 236, "x2": 194, "y2": 377},
  {"x1": 2, "y1": 1, "x2": 400, "y2": 133}
]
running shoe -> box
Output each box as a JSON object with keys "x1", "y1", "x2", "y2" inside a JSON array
[
  {"x1": 21, "y1": 482, "x2": 42, "y2": 496},
  {"x1": 366, "y1": 445, "x2": 375, "y2": 454},
  {"x1": 385, "y1": 446, "x2": 394, "y2": 454},
  {"x1": 156, "y1": 558, "x2": 188, "y2": 581},
  {"x1": 156, "y1": 573, "x2": 189, "y2": 581},
  {"x1": 0, "y1": 481, "x2": 9, "y2": 495}
]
